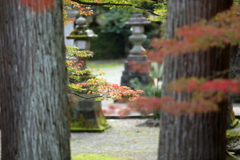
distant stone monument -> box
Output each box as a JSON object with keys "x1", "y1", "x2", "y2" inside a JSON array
[{"x1": 121, "y1": 12, "x2": 152, "y2": 88}]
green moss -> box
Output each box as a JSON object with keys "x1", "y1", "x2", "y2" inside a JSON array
[
  {"x1": 226, "y1": 130, "x2": 240, "y2": 139},
  {"x1": 71, "y1": 153, "x2": 129, "y2": 160},
  {"x1": 226, "y1": 130, "x2": 240, "y2": 152},
  {"x1": 66, "y1": 28, "x2": 97, "y2": 40},
  {"x1": 228, "y1": 119, "x2": 239, "y2": 129},
  {"x1": 97, "y1": 113, "x2": 110, "y2": 127},
  {"x1": 70, "y1": 113, "x2": 110, "y2": 132}
]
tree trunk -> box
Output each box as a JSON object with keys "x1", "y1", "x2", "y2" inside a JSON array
[
  {"x1": 0, "y1": 1, "x2": 71, "y2": 160},
  {"x1": 159, "y1": 1, "x2": 233, "y2": 160}
]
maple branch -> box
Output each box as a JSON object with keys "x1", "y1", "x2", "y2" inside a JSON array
[
  {"x1": 71, "y1": 0, "x2": 159, "y2": 16},
  {"x1": 69, "y1": 92, "x2": 103, "y2": 99}
]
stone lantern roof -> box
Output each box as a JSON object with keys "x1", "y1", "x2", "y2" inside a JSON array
[
  {"x1": 125, "y1": 12, "x2": 151, "y2": 26},
  {"x1": 66, "y1": 17, "x2": 98, "y2": 40}
]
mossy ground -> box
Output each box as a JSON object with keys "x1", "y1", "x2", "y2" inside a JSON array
[
  {"x1": 87, "y1": 60, "x2": 124, "y2": 69},
  {"x1": 71, "y1": 153, "x2": 130, "y2": 160}
]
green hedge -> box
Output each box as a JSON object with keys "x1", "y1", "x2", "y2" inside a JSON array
[{"x1": 90, "y1": 27, "x2": 128, "y2": 60}]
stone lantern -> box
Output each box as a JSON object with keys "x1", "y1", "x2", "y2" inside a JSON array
[
  {"x1": 121, "y1": 12, "x2": 152, "y2": 88},
  {"x1": 66, "y1": 17, "x2": 110, "y2": 132},
  {"x1": 66, "y1": 16, "x2": 98, "y2": 69}
]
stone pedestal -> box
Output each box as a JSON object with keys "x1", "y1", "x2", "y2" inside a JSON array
[
  {"x1": 121, "y1": 55, "x2": 152, "y2": 88},
  {"x1": 68, "y1": 94, "x2": 110, "y2": 132}
]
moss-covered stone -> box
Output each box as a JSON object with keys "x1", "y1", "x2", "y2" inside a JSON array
[
  {"x1": 70, "y1": 113, "x2": 110, "y2": 132},
  {"x1": 66, "y1": 28, "x2": 98, "y2": 40},
  {"x1": 69, "y1": 94, "x2": 110, "y2": 132},
  {"x1": 226, "y1": 130, "x2": 240, "y2": 154},
  {"x1": 226, "y1": 130, "x2": 240, "y2": 142}
]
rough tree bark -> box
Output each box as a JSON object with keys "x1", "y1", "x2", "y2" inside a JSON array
[
  {"x1": 159, "y1": 1, "x2": 233, "y2": 160},
  {"x1": 0, "y1": 0, "x2": 71, "y2": 159}
]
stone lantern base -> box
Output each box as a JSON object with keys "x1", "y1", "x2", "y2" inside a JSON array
[
  {"x1": 121, "y1": 55, "x2": 152, "y2": 89},
  {"x1": 68, "y1": 94, "x2": 110, "y2": 132}
]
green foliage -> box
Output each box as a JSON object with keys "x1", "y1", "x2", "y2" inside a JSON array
[
  {"x1": 130, "y1": 63, "x2": 163, "y2": 119},
  {"x1": 130, "y1": 62, "x2": 163, "y2": 97},
  {"x1": 130, "y1": 78, "x2": 161, "y2": 97},
  {"x1": 89, "y1": 6, "x2": 161, "y2": 59},
  {"x1": 130, "y1": 77, "x2": 161, "y2": 119},
  {"x1": 98, "y1": 9, "x2": 131, "y2": 34},
  {"x1": 66, "y1": 46, "x2": 92, "y2": 58},
  {"x1": 86, "y1": 7, "x2": 132, "y2": 59},
  {"x1": 142, "y1": 22, "x2": 162, "y2": 48},
  {"x1": 95, "y1": 0, "x2": 154, "y2": 11},
  {"x1": 70, "y1": 0, "x2": 165, "y2": 60},
  {"x1": 66, "y1": 46, "x2": 143, "y2": 101},
  {"x1": 69, "y1": 0, "x2": 168, "y2": 24},
  {"x1": 147, "y1": 2, "x2": 167, "y2": 22},
  {"x1": 90, "y1": 27, "x2": 128, "y2": 60}
]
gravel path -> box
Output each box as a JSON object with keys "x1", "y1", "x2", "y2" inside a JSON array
[
  {"x1": 71, "y1": 61, "x2": 159, "y2": 159},
  {"x1": 70, "y1": 119, "x2": 159, "y2": 160}
]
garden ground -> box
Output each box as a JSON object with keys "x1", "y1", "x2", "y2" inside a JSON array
[{"x1": 71, "y1": 119, "x2": 159, "y2": 160}]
